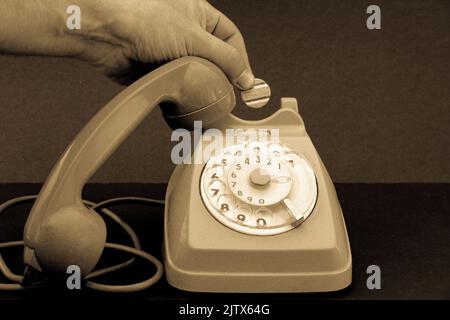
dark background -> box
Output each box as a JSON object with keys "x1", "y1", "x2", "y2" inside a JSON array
[
  {"x1": 0, "y1": 1, "x2": 449, "y2": 301},
  {"x1": 0, "y1": 0, "x2": 449, "y2": 183}
]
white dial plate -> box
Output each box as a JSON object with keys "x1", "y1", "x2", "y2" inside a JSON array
[
  {"x1": 200, "y1": 139, "x2": 317, "y2": 236},
  {"x1": 228, "y1": 153, "x2": 292, "y2": 206}
]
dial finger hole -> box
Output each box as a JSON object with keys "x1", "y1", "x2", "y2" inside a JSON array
[
  {"x1": 283, "y1": 151, "x2": 302, "y2": 166},
  {"x1": 207, "y1": 180, "x2": 226, "y2": 198},
  {"x1": 256, "y1": 218, "x2": 267, "y2": 227},
  {"x1": 246, "y1": 141, "x2": 268, "y2": 155},
  {"x1": 268, "y1": 143, "x2": 285, "y2": 156},
  {"x1": 217, "y1": 194, "x2": 236, "y2": 214},
  {"x1": 231, "y1": 144, "x2": 245, "y2": 156},
  {"x1": 207, "y1": 166, "x2": 224, "y2": 180},
  {"x1": 234, "y1": 206, "x2": 252, "y2": 224},
  {"x1": 211, "y1": 154, "x2": 233, "y2": 167},
  {"x1": 255, "y1": 207, "x2": 273, "y2": 228}
]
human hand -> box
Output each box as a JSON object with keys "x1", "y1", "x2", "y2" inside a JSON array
[{"x1": 72, "y1": 0, "x2": 254, "y2": 88}]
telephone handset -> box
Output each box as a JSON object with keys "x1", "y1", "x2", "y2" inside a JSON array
[
  {"x1": 23, "y1": 57, "x2": 235, "y2": 277},
  {"x1": 19, "y1": 56, "x2": 351, "y2": 293}
]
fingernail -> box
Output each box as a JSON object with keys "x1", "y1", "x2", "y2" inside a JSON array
[{"x1": 235, "y1": 69, "x2": 255, "y2": 90}]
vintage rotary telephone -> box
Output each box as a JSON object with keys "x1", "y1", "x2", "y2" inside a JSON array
[{"x1": 0, "y1": 57, "x2": 351, "y2": 292}]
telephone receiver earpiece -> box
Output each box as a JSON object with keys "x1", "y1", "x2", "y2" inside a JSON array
[{"x1": 23, "y1": 57, "x2": 235, "y2": 277}]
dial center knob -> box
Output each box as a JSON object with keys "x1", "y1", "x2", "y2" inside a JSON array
[{"x1": 249, "y1": 168, "x2": 272, "y2": 186}]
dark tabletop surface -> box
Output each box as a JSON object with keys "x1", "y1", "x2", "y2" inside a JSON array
[{"x1": 0, "y1": 183, "x2": 449, "y2": 301}]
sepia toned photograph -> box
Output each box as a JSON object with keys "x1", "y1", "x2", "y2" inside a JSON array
[{"x1": 0, "y1": 0, "x2": 448, "y2": 315}]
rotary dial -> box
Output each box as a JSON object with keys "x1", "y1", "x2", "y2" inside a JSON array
[{"x1": 200, "y1": 139, "x2": 318, "y2": 236}]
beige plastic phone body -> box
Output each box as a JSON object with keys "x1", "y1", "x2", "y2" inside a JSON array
[
  {"x1": 23, "y1": 57, "x2": 235, "y2": 276},
  {"x1": 164, "y1": 98, "x2": 352, "y2": 293},
  {"x1": 22, "y1": 56, "x2": 351, "y2": 293}
]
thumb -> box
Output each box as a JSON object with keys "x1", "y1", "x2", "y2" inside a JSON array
[{"x1": 193, "y1": 31, "x2": 255, "y2": 90}]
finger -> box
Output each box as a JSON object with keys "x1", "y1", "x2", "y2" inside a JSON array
[
  {"x1": 193, "y1": 29, "x2": 254, "y2": 90},
  {"x1": 204, "y1": 2, "x2": 252, "y2": 71}
]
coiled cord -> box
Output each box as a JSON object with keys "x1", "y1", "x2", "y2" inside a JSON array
[{"x1": 0, "y1": 195, "x2": 165, "y2": 292}]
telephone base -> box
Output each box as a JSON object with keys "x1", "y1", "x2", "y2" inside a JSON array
[
  {"x1": 164, "y1": 161, "x2": 352, "y2": 293},
  {"x1": 163, "y1": 102, "x2": 352, "y2": 293},
  {"x1": 164, "y1": 211, "x2": 351, "y2": 293},
  {"x1": 166, "y1": 258, "x2": 351, "y2": 294}
]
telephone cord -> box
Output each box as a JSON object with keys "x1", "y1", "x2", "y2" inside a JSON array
[{"x1": 0, "y1": 195, "x2": 164, "y2": 292}]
